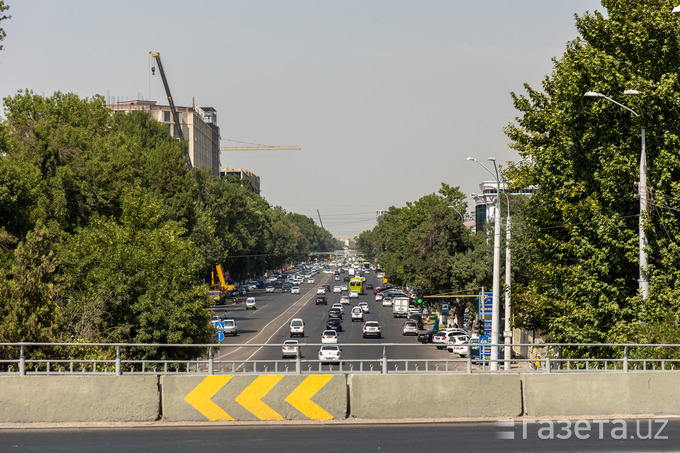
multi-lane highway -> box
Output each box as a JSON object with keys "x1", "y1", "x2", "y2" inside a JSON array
[{"x1": 207, "y1": 269, "x2": 452, "y2": 370}]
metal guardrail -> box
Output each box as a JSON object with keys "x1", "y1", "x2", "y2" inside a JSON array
[{"x1": 2, "y1": 342, "x2": 680, "y2": 376}]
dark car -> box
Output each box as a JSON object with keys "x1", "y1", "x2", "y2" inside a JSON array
[
  {"x1": 282, "y1": 283, "x2": 291, "y2": 293},
  {"x1": 323, "y1": 284, "x2": 331, "y2": 292},
  {"x1": 326, "y1": 317, "x2": 343, "y2": 331},
  {"x1": 366, "y1": 283, "x2": 374, "y2": 290},
  {"x1": 328, "y1": 307, "x2": 343, "y2": 319},
  {"x1": 417, "y1": 329, "x2": 438, "y2": 343},
  {"x1": 407, "y1": 313, "x2": 424, "y2": 329},
  {"x1": 315, "y1": 296, "x2": 328, "y2": 305}
]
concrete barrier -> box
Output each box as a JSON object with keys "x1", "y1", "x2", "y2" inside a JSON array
[
  {"x1": 4, "y1": 372, "x2": 680, "y2": 423},
  {"x1": 522, "y1": 372, "x2": 680, "y2": 417},
  {"x1": 0, "y1": 376, "x2": 159, "y2": 423},
  {"x1": 348, "y1": 374, "x2": 522, "y2": 419},
  {"x1": 162, "y1": 374, "x2": 347, "y2": 421}
]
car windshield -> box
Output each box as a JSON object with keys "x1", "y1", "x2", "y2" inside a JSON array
[
  {"x1": 323, "y1": 330, "x2": 336, "y2": 336},
  {"x1": 321, "y1": 346, "x2": 338, "y2": 351},
  {"x1": 291, "y1": 321, "x2": 303, "y2": 326}
]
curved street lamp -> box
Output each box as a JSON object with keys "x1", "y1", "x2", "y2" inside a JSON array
[
  {"x1": 584, "y1": 90, "x2": 648, "y2": 300},
  {"x1": 467, "y1": 157, "x2": 502, "y2": 370}
]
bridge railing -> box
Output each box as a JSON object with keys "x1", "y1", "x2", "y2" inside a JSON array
[{"x1": 1, "y1": 342, "x2": 680, "y2": 375}]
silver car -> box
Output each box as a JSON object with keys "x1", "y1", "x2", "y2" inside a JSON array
[{"x1": 282, "y1": 340, "x2": 299, "y2": 358}]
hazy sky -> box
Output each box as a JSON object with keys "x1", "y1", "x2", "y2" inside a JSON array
[{"x1": 0, "y1": 0, "x2": 603, "y2": 238}]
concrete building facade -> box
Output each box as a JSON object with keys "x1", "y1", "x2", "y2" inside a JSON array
[
  {"x1": 106, "y1": 100, "x2": 220, "y2": 176},
  {"x1": 471, "y1": 181, "x2": 535, "y2": 233},
  {"x1": 219, "y1": 167, "x2": 261, "y2": 194}
]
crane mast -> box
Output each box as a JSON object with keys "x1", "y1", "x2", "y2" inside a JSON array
[{"x1": 149, "y1": 51, "x2": 202, "y2": 205}]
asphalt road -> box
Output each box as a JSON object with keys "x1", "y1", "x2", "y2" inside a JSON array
[
  {"x1": 4, "y1": 419, "x2": 680, "y2": 453},
  {"x1": 207, "y1": 269, "x2": 457, "y2": 372}
]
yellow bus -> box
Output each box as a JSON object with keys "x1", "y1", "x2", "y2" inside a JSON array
[{"x1": 349, "y1": 277, "x2": 365, "y2": 295}]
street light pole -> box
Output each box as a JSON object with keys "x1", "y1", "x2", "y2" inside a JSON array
[
  {"x1": 468, "y1": 157, "x2": 502, "y2": 370},
  {"x1": 584, "y1": 90, "x2": 648, "y2": 300},
  {"x1": 498, "y1": 188, "x2": 512, "y2": 371}
]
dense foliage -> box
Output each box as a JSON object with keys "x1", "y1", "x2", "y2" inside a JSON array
[
  {"x1": 356, "y1": 183, "x2": 495, "y2": 323},
  {"x1": 505, "y1": 0, "x2": 680, "y2": 348},
  {"x1": 0, "y1": 90, "x2": 340, "y2": 355}
]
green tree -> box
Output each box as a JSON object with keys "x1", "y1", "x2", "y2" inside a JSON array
[
  {"x1": 0, "y1": 1, "x2": 10, "y2": 52},
  {"x1": 0, "y1": 224, "x2": 61, "y2": 343},
  {"x1": 505, "y1": 0, "x2": 680, "y2": 349},
  {"x1": 56, "y1": 187, "x2": 212, "y2": 355}
]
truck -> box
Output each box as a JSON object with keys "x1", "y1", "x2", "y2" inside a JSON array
[
  {"x1": 392, "y1": 296, "x2": 410, "y2": 318},
  {"x1": 209, "y1": 263, "x2": 237, "y2": 305}
]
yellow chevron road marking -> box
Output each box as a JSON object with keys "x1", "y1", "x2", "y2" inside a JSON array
[
  {"x1": 285, "y1": 374, "x2": 334, "y2": 420},
  {"x1": 234, "y1": 375, "x2": 285, "y2": 420},
  {"x1": 184, "y1": 376, "x2": 234, "y2": 421}
]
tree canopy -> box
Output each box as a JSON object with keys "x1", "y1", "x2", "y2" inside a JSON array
[
  {"x1": 0, "y1": 90, "x2": 340, "y2": 356},
  {"x1": 505, "y1": 0, "x2": 680, "y2": 347}
]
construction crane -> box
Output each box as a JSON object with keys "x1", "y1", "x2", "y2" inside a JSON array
[
  {"x1": 220, "y1": 144, "x2": 302, "y2": 151},
  {"x1": 221, "y1": 145, "x2": 302, "y2": 151},
  {"x1": 149, "y1": 51, "x2": 203, "y2": 205}
]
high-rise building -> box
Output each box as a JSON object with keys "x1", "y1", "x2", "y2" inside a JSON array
[{"x1": 105, "y1": 100, "x2": 220, "y2": 176}]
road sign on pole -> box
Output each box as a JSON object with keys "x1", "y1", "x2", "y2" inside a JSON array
[{"x1": 216, "y1": 331, "x2": 225, "y2": 342}]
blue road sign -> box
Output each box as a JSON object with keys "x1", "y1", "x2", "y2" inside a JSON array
[
  {"x1": 215, "y1": 331, "x2": 225, "y2": 342},
  {"x1": 479, "y1": 335, "x2": 490, "y2": 361},
  {"x1": 214, "y1": 321, "x2": 225, "y2": 331},
  {"x1": 442, "y1": 302, "x2": 449, "y2": 315}
]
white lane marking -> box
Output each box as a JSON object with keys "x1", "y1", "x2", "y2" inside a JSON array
[{"x1": 217, "y1": 275, "x2": 330, "y2": 361}]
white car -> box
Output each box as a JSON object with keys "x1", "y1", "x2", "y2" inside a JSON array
[
  {"x1": 289, "y1": 318, "x2": 305, "y2": 337},
  {"x1": 433, "y1": 329, "x2": 468, "y2": 349},
  {"x1": 340, "y1": 295, "x2": 350, "y2": 305},
  {"x1": 362, "y1": 321, "x2": 382, "y2": 338},
  {"x1": 448, "y1": 337, "x2": 472, "y2": 356},
  {"x1": 245, "y1": 297, "x2": 256, "y2": 310},
  {"x1": 375, "y1": 293, "x2": 383, "y2": 301},
  {"x1": 222, "y1": 319, "x2": 237, "y2": 336},
  {"x1": 349, "y1": 290, "x2": 359, "y2": 299},
  {"x1": 351, "y1": 306, "x2": 364, "y2": 322},
  {"x1": 265, "y1": 285, "x2": 275, "y2": 293},
  {"x1": 333, "y1": 286, "x2": 342, "y2": 293},
  {"x1": 321, "y1": 330, "x2": 338, "y2": 344},
  {"x1": 402, "y1": 321, "x2": 418, "y2": 336},
  {"x1": 291, "y1": 286, "x2": 300, "y2": 294},
  {"x1": 377, "y1": 273, "x2": 385, "y2": 279},
  {"x1": 282, "y1": 340, "x2": 299, "y2": 358},
  {"x1": 331, "y1": 303, "x2": 344, "y2": 314},
  {"x1": 340, "y1": 284, "x2": 348, "y2": 292},
  {"x1": 358, "y1": 302, "x2": 369, "y2": 313},
  {"x1": 316, "y1": 287, "x2": 326, "y2": 295},
  {"x1": 307, "y1": 277, "x2": 315, "y2": 284},
  {"x1": 318, "y1": 345, "x2": 341, "y2": 363}
]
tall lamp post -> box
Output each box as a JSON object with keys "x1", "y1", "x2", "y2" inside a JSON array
[
  {"x1": 584, "y1": 90, "x2": 648, "y2": 300},
  {"x1": 468, "y1": 157, "x2": 502, "y2": 370},
  {"x1": 473, "y1": 189, "x2": 512, "y2": 371}
]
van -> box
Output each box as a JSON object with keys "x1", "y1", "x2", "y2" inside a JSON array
[
  {"x1": 289, "y1": 318, "x2": 305, "y2": 337},
  {"x1": 392, "y1": 297, "x2": 410, "y2": 317}
]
